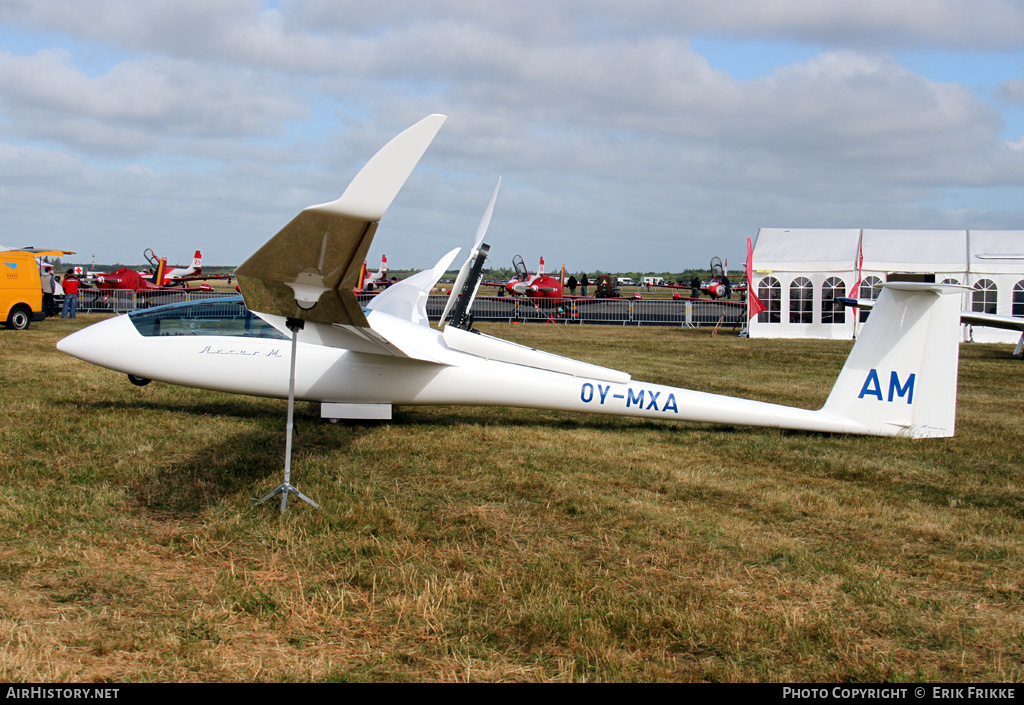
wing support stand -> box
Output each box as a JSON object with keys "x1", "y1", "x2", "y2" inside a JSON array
[{"x1": 257, "y1": 317, "x2": 319, "y2": 513}]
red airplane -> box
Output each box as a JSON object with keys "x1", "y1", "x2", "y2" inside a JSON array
[
  {"x1": 503, "y1": 255, "x2": 562, "y2": 299},
  {"x1": 89, "y1": 250, "x2": 224, "y2": 293},
  {"x1": 482, "y1": 255, "x2": 641, "y2": 304},
  {"x1": 655, "y1": 256, "x2": 748, "y2": 300}
]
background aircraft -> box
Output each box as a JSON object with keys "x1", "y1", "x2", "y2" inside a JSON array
[
  {"x1": 481, "y1": 255, "x2": 641, "y2": 304},
  {"x1": 357, "y1": 255, "x2": 389, "y2": 292},
  {"x1": 656, "y1": 256, "x2": 748, "y2": 300},
  {"x1": 85, "y1": 248, "x2": 236, "y2": 296},
  {"x1": 154, "y1": 249, "x2": 203, "y2": 282}
]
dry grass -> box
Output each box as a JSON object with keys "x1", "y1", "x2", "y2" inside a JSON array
[{"x1": 0, "y1": 315, "x2": 1022, "y2": 682}]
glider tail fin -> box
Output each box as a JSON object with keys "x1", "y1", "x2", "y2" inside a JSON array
[{"x1": 822, "y1": 283, "x2": 964, "y2": 438}]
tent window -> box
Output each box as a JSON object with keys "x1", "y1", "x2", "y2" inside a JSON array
[
  {"x1": 941, "y1": 278, "x2": 961, "y2": 285},
  {"x1": 790, "y1": 277, "x2": 813, "y2": 323},
  {"x1": 972, "y1": 279, "x2": 998, "y2": 314},
  {"x1": 1013, "y1": 281, "x2": 1024, "y2": 318},
  {"x1": 821, "y1": 277, "x2": 846, "y2": 324},
  {"x1": 859, "y1": 276, "x2": 883, "y2": 300},
  {"x1": 757, "y1": 277, "x2": 781, "y2": 323},
  {"x1": 859, "y1": 276, "x2": 883, "y2": 322}
]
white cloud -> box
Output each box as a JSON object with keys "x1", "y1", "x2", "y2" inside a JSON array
[
  {"x1": 0, "y1": 48, "x2": 306, "y2": 155},
  {"x1": 995, "y1": 78, "x2": 1024, "y2": 105},
  {"x1": 293, "y1": 0, "x2": 1024, "y2": 50},
  {"x1": 0, "y1": 1, "x2": 1022, "y2": 269}
]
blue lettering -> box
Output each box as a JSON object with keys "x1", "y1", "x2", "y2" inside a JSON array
[
  {"x1": 859, "y1": 369, "x2": 917, "y2": 404},
  {"x1": 663, "y1": 394, "x2": 678, "y2": 413},
  {"x1": 627, "y1": 388, "x2": 644, "y2": 408},
  {"x1": 888, "y1": 371, "x2": 915, "y2": 404},
  {"x1": 646, "y1": 391, "x2": 661, "y2": 410},
  {"x1": 859, "y1": 369, "x2": 883, "y2": 401},
  {"x1": 581, "y1": 383, "x2": 594, "y2": 403},
  {"x1": 598, "y1": 384, "x2": 610, "y2": 404}
]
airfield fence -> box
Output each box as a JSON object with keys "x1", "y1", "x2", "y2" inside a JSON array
[
  {"x1": 68, "y1": 289, "x2": 229, "y2": 314},
  {"x1": 68, "y1": 290, "x2": 746, "y2": 328},
  {"x1": 412, "y1": 295, "x2": 746, "y2": 327}
]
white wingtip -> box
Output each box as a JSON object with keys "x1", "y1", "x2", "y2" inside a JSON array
[
  {"x1": 441, "y1": 177, "x2": 502, "y2": 324},
  {"x1": 312, "y1": 114, "x2": 447, "y2": 221},
  {"x1": 368, "y1": 247, "x2": 461, "y2": 327},
  {"x1": 473, "y1": 176, "x2": 501, "y2": 249}
]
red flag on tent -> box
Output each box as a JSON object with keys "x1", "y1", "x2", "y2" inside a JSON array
[
  {"x1": 746, "y1": 238, "x2": 766, "y2": 319},
  {"x1": 850, "y1": 235, "x2": 864, "y2": 315}
]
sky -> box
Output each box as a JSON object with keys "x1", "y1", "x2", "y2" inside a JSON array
[{"x1": 2, "y1": 0, "x2": 1024, "y2": 273}]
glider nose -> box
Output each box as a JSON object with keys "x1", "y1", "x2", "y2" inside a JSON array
[{"x1": 56, "y1": 314, "x2": 136, "y2": 368}]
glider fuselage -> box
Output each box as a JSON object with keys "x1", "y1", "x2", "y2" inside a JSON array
[{"x1": 57, "y1": 295, "x2": 928, "y2": 437}]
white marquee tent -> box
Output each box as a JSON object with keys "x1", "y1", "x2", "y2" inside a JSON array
[{"x1": 747, "y1": 229, "x2": 1024, "y2": 344}]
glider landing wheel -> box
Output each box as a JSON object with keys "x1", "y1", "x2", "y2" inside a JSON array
[{"x1": 127, "y1": 374, "x2": 151, "y2": 386}]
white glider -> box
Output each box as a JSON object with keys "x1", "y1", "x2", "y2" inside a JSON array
[{"x1": 58, "y1": 115, "x2": 966, "y2": 438}]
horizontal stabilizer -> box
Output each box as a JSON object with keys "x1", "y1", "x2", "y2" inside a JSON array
[{"x1": 839, "y1": 295, "x2": 1024, "y2": 333}]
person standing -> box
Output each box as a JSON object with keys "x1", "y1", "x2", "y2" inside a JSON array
[
  {"x1": 61, "y1": 270, "x2": 80, "y2": 319},
  {"x1": 40, "y1": 265, "x2": 56, "y2": 317},
  {"x1": 580, "y1": 273, "x2": 589, "y2": 297},
  {"x1": 567, "y1": 274, "x2": 577, "y2": 296}
]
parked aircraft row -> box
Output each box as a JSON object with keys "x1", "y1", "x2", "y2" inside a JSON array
[{"x1": 45, "y1": 240, "x2": 748, "y2": 305}]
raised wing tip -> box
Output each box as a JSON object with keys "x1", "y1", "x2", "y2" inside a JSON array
[
  {"x1": 237, "y1": 115, "x2": 447, "y2": 327},
  {"x1": 311, "y1": 114, "x2": 448, "y2": 221}
]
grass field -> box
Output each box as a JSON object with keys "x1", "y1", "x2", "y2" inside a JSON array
[{"x1": 1, "y1": 315, "x2": 1022, "y2": 682}]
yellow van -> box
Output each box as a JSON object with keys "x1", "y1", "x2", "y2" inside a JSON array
[{"x1": 1, "y1": 248, "x2": 76, "y2": 330}]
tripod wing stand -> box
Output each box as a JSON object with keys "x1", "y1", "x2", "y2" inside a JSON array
[
  {"x1": 257, "y1": 316, "x2": 320, "y2": 513},
  {"x1": 237, "y1": 116, "x2": 450, "y2": 513}
]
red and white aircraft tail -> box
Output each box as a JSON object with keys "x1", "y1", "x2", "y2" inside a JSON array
[
  {"x1": 165, "y1": 250, "x2": 202, "y2": 279},
  {"x1": 362, "y1": 254, "x2": 388, "y2": 290}
]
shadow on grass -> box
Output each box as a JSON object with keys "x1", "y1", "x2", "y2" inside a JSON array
[
  {"x1": 62, "y1": 396, "x2": 283, "y2": 421},
  {"x1": 61, "y1": 397, "x2": 374, "y2": 516},
  {"x1": 391, "y1": 406, "x2": 766, "y2": 434},
  {"x1": 128, "y1": 427, "x2": 298, "y2": 515}
]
